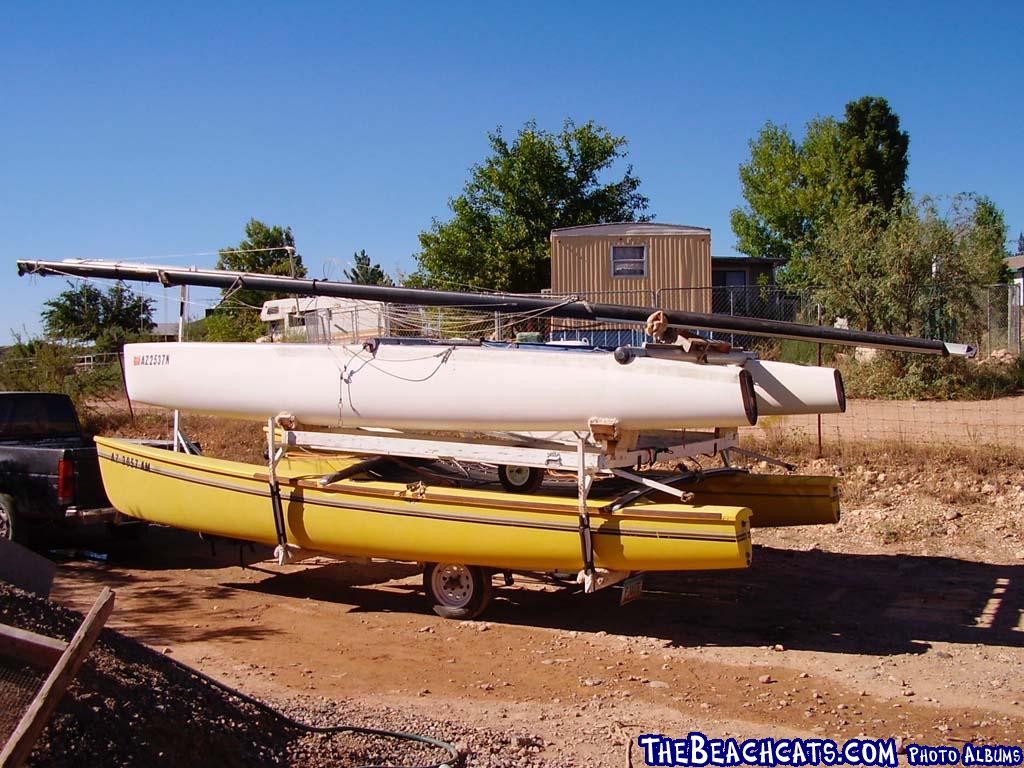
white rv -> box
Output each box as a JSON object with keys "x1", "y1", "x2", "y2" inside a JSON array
[{"x1": 259, "y1": 296, "x2": 387, "y2": 343}]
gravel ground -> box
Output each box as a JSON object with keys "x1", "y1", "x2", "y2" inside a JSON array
[{"x1": 0, "y1": 583, "x2": 563, "y2": 767}]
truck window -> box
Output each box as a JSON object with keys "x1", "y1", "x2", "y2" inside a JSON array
[{"x1": 0, "y1": 393, "x2": 81, "y2": 440}]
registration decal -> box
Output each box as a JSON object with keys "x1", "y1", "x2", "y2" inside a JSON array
[
  {"x1": 109, "y1": 453, "x2": 151, "y2": 472},
  {"x1": 132, "y1": 353, "x2": 170, "y2": 366}
]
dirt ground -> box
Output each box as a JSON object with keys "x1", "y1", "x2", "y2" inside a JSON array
[
  {"x1": 744, "y1": 394, "x2": 1024, "y2": 448},
  {"x1": 40, "y1": 437, "x2": 1023, "y2": 766},
  {"x1": 25, "y1": 401, "x2": 1021, "y2": 764}
]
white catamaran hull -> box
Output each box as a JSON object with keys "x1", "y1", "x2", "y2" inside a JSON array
[
  {"x1": 744, "y1": 359, "x2": 845, "y2": 416},
  {"x1": 124, "y1": 341, "x2": 760, "y2": 431}
]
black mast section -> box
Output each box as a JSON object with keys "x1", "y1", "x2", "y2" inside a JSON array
[{"x1": 16, "y1": 259, "x2": 975, "y2": 357}]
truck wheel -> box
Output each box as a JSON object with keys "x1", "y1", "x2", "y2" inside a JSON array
[
  {"x1": 498, "y1": 465, "x2": 545, "y2": 494},
  {"x1": 423, "y1": 562, "x2": 492, "y2": 620},
  {"x1": 0, "y1": 494, "x2": 18, "y2": 543}
]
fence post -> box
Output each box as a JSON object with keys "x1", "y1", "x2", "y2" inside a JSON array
[
  {"x1": 1009, "y1": 285, "x2": 1021, "y2": 355},
  {"x1": 816, "y1": 303, "x2": 823, "y2": 459},
  {"x1": 986, "y1": 288, "x2": 991, "y2": 356},
  {"x1": 728, "y1": 289, "x2": 735, "y2": 347}
]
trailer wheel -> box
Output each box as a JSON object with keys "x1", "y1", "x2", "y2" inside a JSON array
[
  {"x1": 0, "y1": 494, "x2": 17, "y2": 543},
  {"x1": 423, "y1": 562, "x2": 492, "y2": 620},
  {"x1": 498, "y1": 465, "x2": 545, "y2": 494}
]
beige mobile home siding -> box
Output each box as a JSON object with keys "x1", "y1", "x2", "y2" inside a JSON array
[{"x1": 550, "y1": 232, "x2": 711, "y2": 312}]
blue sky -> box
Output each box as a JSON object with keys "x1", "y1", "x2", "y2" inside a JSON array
[{"x1": 3, "y1": 1, "x2": 1021, "y2": 338}]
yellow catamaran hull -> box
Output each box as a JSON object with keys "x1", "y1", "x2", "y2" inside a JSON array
[{"x1": 95, "y1": 437, "x2": 753, "y2": 572}]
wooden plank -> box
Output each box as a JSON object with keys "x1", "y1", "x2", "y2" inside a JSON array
[
  {"x1": 0, "y1": 624, "x2": 67, "y2": 670},
  {"x1": 0, "y1": 587, "x2": 114, "y2": 768}
]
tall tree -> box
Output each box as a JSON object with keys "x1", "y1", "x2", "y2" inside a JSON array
[
  {"x1": 731, "y1": 96, "x2": 910, "y2": 283},
  {"x1": 838, "y1": 96, "x2": 910, "y2": 212},
  {"x1": 808, "y1": 194, "x2": 1008, "y2": 337},
  {"x1": 963, "y1": 196, "x2": 1010, "y2": 283},
  {"x1": 207, "y1": 219, "x2": 303, "y2": 341},
  {"x1": 41, "y1": 282, "x2": 105, "y2": 341},
  {"x1": 42, "y1": 281, "x2": 154, "y2": 347},
  {"x1": 344, "y1": 250, "x2": 393, "y2": 286},
  {"x1": 413, "y1": 119, "x2": 650, "y2": 292}
]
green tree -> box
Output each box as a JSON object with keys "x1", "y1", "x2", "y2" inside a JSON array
[
  {"x1": 837, "y1": 96, "x2": 910, "y2": 211},
  {"x1": 964, "y1": 196, "x2": 1011, "y2": 283},
  {"x1": 731, "y1": 96, "x2": 909, "y2": 283},
  {"x1": 412, "y1": 119, "x2": 650, "y2": 292},
  {"x1": 344, "y1": 250, "x2": 393, "y2": 286},
  {"x1": 208, "y1": 219, "x2": 304, "y2": 341},
  {"x1": 808, "y1": 194, "x2": 1006, "y2": 337},
  {"x1": 41, "y1": 282, "x2": 105, "y2": 341},
  {"x1": 41, "y1": 281, "x2": 154, "y2": 348}
]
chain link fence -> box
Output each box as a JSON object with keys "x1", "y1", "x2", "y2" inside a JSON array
[
  {"x1": 285, "y1": 282, "x2": 1021, "y2": 356},
  {"x1": 655, "y1": 284, "x2": 1021, "y2": 356}
]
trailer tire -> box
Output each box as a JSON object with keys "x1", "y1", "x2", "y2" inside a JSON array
[
  {"x1": 423, "y1": 562, "x2": 492, "y2": 620},
  {"x1": 0, "y1": 494, "x2": 19, "y2": 543},
  {"x1": 498, "y1": 465, "x2": 545, "y2": 494}
]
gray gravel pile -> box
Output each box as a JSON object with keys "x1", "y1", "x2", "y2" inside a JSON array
[
  {"x1": 0, "y1": 583, "x2": 298, "y2": 767},
  {"x1": 0, "y1": 584, "x2": 556, "y2": 767}
]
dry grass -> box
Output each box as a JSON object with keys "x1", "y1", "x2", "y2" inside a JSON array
[
  {"x1": 741, "y1": 427, "x2": 1024, "y2": 476},
  {"x1": 83, "y1": 407, "x2": 266, "y2": 464}
]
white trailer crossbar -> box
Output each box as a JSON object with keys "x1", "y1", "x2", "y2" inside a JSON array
[{"x1": 279, "y1": 427, "x2": 738, "y2": 473}]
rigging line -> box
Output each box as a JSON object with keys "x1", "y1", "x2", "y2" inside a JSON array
[
  {"x1": 26, "y1": 268, "x2": 221, "y2": 313},
  {"x1": 360, "y1": 349, "x2": 454, "y2": 383},
  {"x1": 64, "y1": 246, "x2": 298, "y2": 264},
  {"x1": 336, "y1": 344, "x2": 456, "y2": 385}
]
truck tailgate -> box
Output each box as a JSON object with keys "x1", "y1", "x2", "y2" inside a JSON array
[{"x1": 65, "y1": 446, "x2": 110, "y2": 509}]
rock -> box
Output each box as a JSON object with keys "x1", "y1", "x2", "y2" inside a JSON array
[
  {"x1": 982, "y1": 483, "x2": 997, "y2": 495},
  {"x1": 773, "y1": 644, "x2": 785, "y2": 652},
  {"x1": 944, "y1": 511, "x2": 961, "y2": 521},
  {"x1": 758, "y1": 675, "x2": 773, "y2": 684},
  {"x1": 648, "y1": 681, "x2": 669, "y2": 689}
]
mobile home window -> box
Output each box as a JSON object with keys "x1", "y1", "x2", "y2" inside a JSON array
[{"x1": 611, "y1": 245, "x2": 647, "y2": 277}]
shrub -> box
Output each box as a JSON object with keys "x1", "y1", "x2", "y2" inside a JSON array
[{"x1": 838, "y1": 351, "x2": 1024, "y2": 400}]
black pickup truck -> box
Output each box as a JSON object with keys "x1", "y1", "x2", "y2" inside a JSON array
[{"x1": 0, "y1": 391, "x2": 117, "y2": 542}]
